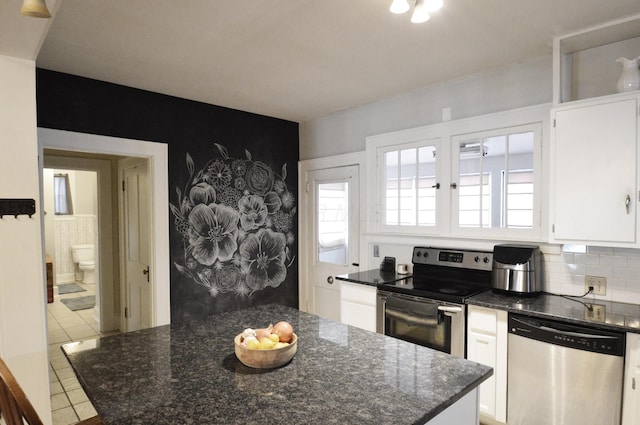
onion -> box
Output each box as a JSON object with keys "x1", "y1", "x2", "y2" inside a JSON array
[
  {"x1": 255, "y1": 327, "x2": 272, "y2": 341},
  {"x1": 272, "y1": 321, "x2": 294, "y2": 343}
]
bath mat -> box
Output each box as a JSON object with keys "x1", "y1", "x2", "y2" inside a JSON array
[
  {"x1": 57, "y1": 283, "x2": 87, "y2": 295},
  {"x1": 60, "y1": 296, "x2": 95, "y2": 311}
]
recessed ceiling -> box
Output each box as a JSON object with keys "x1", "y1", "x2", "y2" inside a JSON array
[{"x1": 12, "y1": 0, "x2": 640, "y2": 122}]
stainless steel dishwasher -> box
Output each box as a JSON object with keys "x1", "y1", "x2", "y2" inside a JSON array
[{"x1": 507, "y1": 314, "x2": 625, "y2": 425}]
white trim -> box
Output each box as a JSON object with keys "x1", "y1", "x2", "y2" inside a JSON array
[{"x1": 38, "y1": 128, "x2": 170, "y2": 327}]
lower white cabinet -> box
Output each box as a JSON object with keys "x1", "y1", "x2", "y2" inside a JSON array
[
  {"x1": 466, "y1": 305, "x2": 508, "y2": 424},
  {"x1": 340, "y1": 282, "x2": 376, "y2": 332},
  {"x1": 623, "y1": 332, "x2": 640, "y2": 425}
]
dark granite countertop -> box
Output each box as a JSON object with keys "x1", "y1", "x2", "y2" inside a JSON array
[
  {"x1": 62, "y1": 304, "x2": 492, "y2": 425},
  {"x1": 466, "y1": 290, "x2": 640, "y2": 333},
  {"x1": 336, "y1": 268, "x2": 411, "y2": 286}
]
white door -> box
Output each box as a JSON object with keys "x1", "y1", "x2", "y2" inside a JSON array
[
  {"x1": 304, "y1": 165, "x2": 359, "y2": 321},
  {"x1": 121, "y1": 160, "x2": 152, "y2": 331}
]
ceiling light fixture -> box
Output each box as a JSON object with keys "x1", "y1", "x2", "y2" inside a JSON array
[
  {"x1": 20, "y1": 0, "x2": 51, "y2": 18},
  {"x1": 391, "y1": 0, "x2": 443, "y2": 24},
  {"x1": 411, "y1": 0, "x2": 431, "y2": 23},
  {"x1": 390, "y1": 0, "x2": 410, "y2": 14}
]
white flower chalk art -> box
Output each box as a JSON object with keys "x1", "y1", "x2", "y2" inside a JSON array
[{"x1": 170, "y1": 143, "x2": 296, "y2": 297}]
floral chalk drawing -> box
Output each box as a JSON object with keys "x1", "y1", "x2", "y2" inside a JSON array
[{"x1": 170, "y1": 143, "x2": 296, "y2": 297}]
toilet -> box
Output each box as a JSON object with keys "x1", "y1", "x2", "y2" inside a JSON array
[{"x1": 71, "y1": 244, "x2": 95, "y2": 284}]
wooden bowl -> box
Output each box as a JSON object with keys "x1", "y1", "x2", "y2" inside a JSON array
[{"x1": 234, "y1": 333, "x2": 297, "y2": 369}]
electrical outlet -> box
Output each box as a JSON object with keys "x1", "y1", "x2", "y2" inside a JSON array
[
  {"x1": 585, "y1": 304, "x2": 606, "y2": 322},
  {"x1": 585, "y1": 275, "x2": 607, "y2": 296}
]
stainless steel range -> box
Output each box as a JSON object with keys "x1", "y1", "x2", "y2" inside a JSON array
[{"x1": 376, "y1": 246, "x2": 493, "y2": 358}]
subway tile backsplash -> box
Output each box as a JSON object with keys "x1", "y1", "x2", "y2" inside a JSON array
[
  {"x1": 544, "y1": 246, "x2": 640, "y2": 305},
  {"x1": 366, "y1": 242, "x2": 640, "y2": 306}
]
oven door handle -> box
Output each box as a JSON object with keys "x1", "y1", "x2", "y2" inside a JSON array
[
  {"x1": 385, "y1": 306, "x2": 439, "y2": 327},
  {"x1": 437, "y1": 306, "x2": 463, "y2": 315}
]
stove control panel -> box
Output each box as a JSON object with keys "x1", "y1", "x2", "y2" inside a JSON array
[{"x1": 412, "y1": 247, "x2": 493, "y2": 270}]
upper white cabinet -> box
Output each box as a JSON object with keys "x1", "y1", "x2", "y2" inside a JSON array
[
  {"x1": 553, "y1": 14, "x2": 640, "y2": 105},
  {"x1": 551, "y1": 93, "x2": 639, "y2": 246},
  {"x1": 623, "y1": 332, "x2": 640, "y2": 425}
]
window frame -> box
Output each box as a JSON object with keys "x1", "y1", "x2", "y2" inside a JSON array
[
  {"x1": 450, "y1": 122, "x2": 542, "y2": 239},
  {"x1": 373, "y1": 136, "x2": 446, "y2": 235},
  {"x1": 365, "y1": 104, "x2": 548, "y2": 242}
]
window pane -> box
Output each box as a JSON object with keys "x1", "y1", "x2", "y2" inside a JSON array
[
  {"x1": 318, "y1": 182, "x2": 348, "y2": 265},
  {"x1": 504, "y1": 131, "x2": 534, "y2": 229},
  {"x1": 384, "y1": 151, "x2": 399, "y2": 225},
  {"x1": 458, "y1": 171, "x2": 490, "y2": 228}
]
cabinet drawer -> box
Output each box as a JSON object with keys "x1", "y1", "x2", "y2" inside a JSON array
[
  {"x1": 468, "y1": 306, "x2": 498, "y2": 334},
  {"x1": 340, "y1": 282, "x2": 376, "y2": 306}
]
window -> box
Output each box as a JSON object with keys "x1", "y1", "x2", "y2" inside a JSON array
[
  {"x1": 453, "y1": 124, "x2": 539, "y2": 232},
  {"x1": 317, "y1": 181, "x2": 349, "y2": 264},
  {"x1": 382, "y1": 144, "x2": 437, "y2": 227},
  {"x1": 366, "y1": 104, "x2": 545, "y2": 239},
  {"x1": 54, "y1": 174, "x2": 73, "y2": 215}
]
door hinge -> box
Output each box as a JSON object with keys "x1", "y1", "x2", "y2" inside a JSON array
[
  {"x1": 633, "y1": 377, "x2": 636, "y2": 390},
  {"x1": 124, "y1": 307, "x2": 128, "y2": 318},
  {"x1": 553, "y1": 118, "x2": 556, "y2": 127},
  {"x1": 122, "y1": 180, "x2": 125, "y2": 191},
  {"x1": 306, "y1": 181, "x2": 310, "y2": 193},
  {"x1": 552, "y1": 224, "x2": 555, "y2": 233}
]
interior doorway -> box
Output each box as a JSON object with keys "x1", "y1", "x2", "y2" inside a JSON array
[
  {"x1": 43, "y1": 154, "x2": 115, "y2": 331},
  {"x1": 43, "y1": 167, "x2": 101, "y2": 325},
  {"x1": 38, "y1": 128, "x2": 171, "y2": 326}
]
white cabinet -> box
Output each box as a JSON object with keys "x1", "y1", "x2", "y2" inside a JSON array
[
  {"x1": 551, "y1": 94, "x2": 639, "y2": 246},
  {"x1": 340, "y1": 281, "x2": 377, "y2": 332},
  {"x1": 466, "y1": 305, "x2": 508, "y2": 424},
  {"x1": 553, "y1": 14, "x2": 640, "y2": 104},
  {"x1": 623, "y1": 332, "x2": 640, "y2": 425}
]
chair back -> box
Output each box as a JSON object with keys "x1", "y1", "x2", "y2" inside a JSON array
[{"x1": 0, "y1": 356, "x2": 43, "y2": 425}]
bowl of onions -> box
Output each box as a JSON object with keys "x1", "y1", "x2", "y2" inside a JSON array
[{"x1": 234, "y1": 321, "x2": 297, "y2": 369}]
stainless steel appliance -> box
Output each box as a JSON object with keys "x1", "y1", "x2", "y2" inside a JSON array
[
  {"x1": 376, "y1": 246, "x2": 493, "y2": 358},
  {"x1": 492, "y1": 244, "x2": 541, "y2": 294},
  {"x1": 508, "y1": 314, "x2": 625, "y2": 425}
]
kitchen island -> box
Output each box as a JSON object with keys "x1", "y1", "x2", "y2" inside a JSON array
[{"x1": 62, "y1": 304, "x2": 491, "y2": 424}]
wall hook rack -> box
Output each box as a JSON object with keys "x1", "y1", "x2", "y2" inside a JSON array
[{"x1": 0, "y1": 199, "x2": 36, "y2": 219}]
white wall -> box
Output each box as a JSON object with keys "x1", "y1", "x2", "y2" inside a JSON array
[
  {"x1": 300, "y1": 55, "x2": 552, "y2": 160},
  {"x1": 0, "y1": 54, "x2": 51, "y2": 422}
]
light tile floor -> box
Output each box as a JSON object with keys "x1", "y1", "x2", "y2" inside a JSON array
[{"x1": 47, "y1": 281, "x2": 119, "y2": 425}]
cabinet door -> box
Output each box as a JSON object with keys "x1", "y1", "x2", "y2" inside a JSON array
[
  {"x1": 623, "y1": 333, "x2": 640, "y2": 425},
  {"x1": 467, "y1": 306, "x2": 508, "y2": 423},
  {"x1": 468, "y1": 330, "x2": 497, "y2": 417},
  {"x1": 340, "y1": 282, "x2": 376, "y2": 332},
  {"x1": 553, "y1": 98, "x2": 638, "y2": 244}
]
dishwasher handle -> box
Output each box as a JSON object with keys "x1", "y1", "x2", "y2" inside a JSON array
[
  {"x1": 508, "y1": 314, "x2": 625, "y2": 356},
  {"x1": 538, "y1": 325, "x2": 620, "y2": 340}
]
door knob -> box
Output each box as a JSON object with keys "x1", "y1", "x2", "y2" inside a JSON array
[{"x1": 327, "y1": 276, "x2": 334, "y2": 284}]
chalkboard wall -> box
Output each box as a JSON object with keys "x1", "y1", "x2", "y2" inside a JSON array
[{"x1": 36, "y1": 69, "x2": 299, "y2": 323}]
